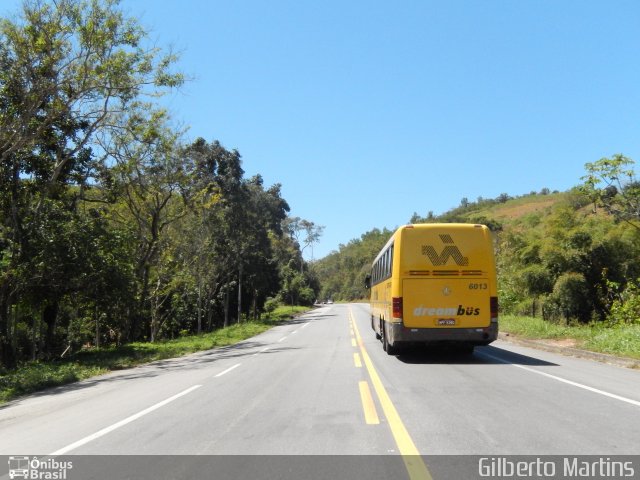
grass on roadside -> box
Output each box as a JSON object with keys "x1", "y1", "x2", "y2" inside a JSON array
[
  {"x1": 500, "y1": 314, "x2": 640, "y2": 360},
  {"x1": 0, "y1": 305, "x2": 312, "y2": 404}
]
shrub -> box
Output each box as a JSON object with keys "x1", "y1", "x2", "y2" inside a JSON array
[
  {"x1": 519, "y1": 264, "x2": 553, "y2": 296},
  {"x1": 608, "y1": 279, "x2": 640, "y2": 325},
  {"x1": 298, "y1": 286, "x2": 316, "y2": 306},
  {"x1": 546, "y1": 272, "x2": 592, "y2": 322},
  {"x1": 263, "y1": 297, "x2": 280, "y2": 316}
]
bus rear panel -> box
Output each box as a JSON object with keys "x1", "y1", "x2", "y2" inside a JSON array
[{"x1": 369, "y1": 223, "x2": 498, "y2": 354}]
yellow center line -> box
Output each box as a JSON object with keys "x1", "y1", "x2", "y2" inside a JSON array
[
  {"x1": 349, "y1": 307, "x2": 433, "y2": 480},
  {"x1": 353, "y1": 352, "x2": 363, "y2": 368},
  {"x1": 351, "y1": 338, "x2": 357, "y2": 347},
  {"x1": 358, "y1": 381, "x2": 380, "y2": 424}
]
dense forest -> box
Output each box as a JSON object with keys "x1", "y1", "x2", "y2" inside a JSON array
[
  {"x1": 0, "y1": 0, "x2": 322, "y2": 369},
  {"x1": 314, "y1": 155, "x2": 640, "y2": 328}
]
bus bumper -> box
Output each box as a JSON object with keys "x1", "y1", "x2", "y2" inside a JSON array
[{"x1": 389, "y1": 321, "x2": 498, "y2": 347}]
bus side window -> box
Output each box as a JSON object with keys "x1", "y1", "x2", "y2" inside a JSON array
[
  {"x1": 385, "y1": 249, "x2": 390, "y2": 278},
  {"x1": 382, "y1": 250, "x2": 387, "y2": 280}
]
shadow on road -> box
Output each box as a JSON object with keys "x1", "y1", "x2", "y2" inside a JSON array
[
  {"x1": 396, "y1": 344, "x2": 558, "y2": 367},
  {"x1": 285, "y1": 314, "x2": 337, "y2": 325},
  {"x1": 0, "y1": 342, "x2": 301, "y2": 408},
  {"x1": 2, "y1": 312, "x2": 346, "y2": 408}
]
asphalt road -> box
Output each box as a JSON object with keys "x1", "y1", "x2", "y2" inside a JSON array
[{"x1": 0, "y1": 303, "x2": 639, "y2": 479}]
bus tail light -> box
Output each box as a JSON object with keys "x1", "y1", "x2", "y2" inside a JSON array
[
  {"x1": 392, "y1": 297, "x2": 403, "y2": 319},
  {"x1": 490, "y1": 296, "x2": 498, "y2": 322}
]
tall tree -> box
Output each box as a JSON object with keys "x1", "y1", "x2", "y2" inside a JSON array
[
  {"x1": 283, "y1": 217, "x2": 324, "y2": 270},
  {"x1": 0, "y1": 0, "x2": 182, "y2": 367},
  {"x1": 582, "y1": 154, "x2": 640, "y2": 231},
  {"x1": 103, "y1": 108, "x2": 188, "y2": 341}
]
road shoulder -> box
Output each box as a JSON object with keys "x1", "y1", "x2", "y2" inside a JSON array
[{"x1": 498, "y1": 331, "x2": 640, "y2": 369}]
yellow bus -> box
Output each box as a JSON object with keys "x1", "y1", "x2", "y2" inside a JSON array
[{"x1": 364, "y1": 223, "x2": 498, "y2": 355}]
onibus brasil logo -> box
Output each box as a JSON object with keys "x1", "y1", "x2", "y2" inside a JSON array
[{"x1": 8, "y1": 457, "x2": 73, "y2": 480}]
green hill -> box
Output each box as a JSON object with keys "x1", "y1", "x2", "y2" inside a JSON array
[
  {"x1": 313, "y1": 190, "x2": 570, "y2": 302},
  {"x1": 313, "y1": 187, "x2": 640, "y2": 326}
]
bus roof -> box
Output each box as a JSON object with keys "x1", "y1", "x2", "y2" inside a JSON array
[{"x1": 372, "y1": 223, "x2": 488, "y2": 265}]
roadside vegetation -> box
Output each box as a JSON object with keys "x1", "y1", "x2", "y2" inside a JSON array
[
  {"x1": 314, "y1": 156, "x2": 640, "y2": 360},
  {"x1": 500, "y1": 315, "x2": 640, "y2": 360},
  {"x1": 0, "y1": 0, "x2": 324, "y2": 375},
  {"x1": 0, "y1": 305, "x2": 310, "y2": 404}
]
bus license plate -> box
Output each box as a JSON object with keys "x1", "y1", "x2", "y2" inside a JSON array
[{"x1": 437, "y1": 319, "x2": 456, "y2": 326}]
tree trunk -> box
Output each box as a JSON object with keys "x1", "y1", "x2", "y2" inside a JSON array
[
  {"x1": 223, "y1": 287, "x2": 229, "y2": 328},
  {"x1": 197, "y1": 282, "x2": 202, "y2": 334},
  {"x1": 0, "y1": 285, "x2": 16, "y2": 369},
  {"x1": 237, "y1": 265, "x2": 242, "y2": 324},
  {"x1": 136, "y1": 262, "x2": 152, "y2": 341},
  {"x1": 32, "y1": 311, "x2": 37, "y2": 361},
  {"x1": 206, "y1": 289, "x2": 214, "y2": 331},
  {"x1": 95, "y1": 305, "x2": 100, "y2": 348},
  {"x1": 251, "y1": 288, "x2": 257, "y2": 320},
  {"x1": 42, "y1": 301, "x2": 59, "y2": 358}
]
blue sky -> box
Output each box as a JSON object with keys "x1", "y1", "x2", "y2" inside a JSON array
[{"x1": 4, "y1": 1, "x2": 640, "y2": 259}]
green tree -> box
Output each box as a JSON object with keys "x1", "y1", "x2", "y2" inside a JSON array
[
  {"x1": 607, "y1": 279, "x2": 640, "y2": 325},
  {"x1": 0, "y1": 0, "x2": 182, "y2": 367},
  {"x1": 517, "y1": 264, "x2": 553, "y2": 317},
  {"x1": 582, "y1": 154, "x2": 640, "y2": 231},
  {"x1": 103, "y1": 108, "x2": 188, "y2": 341},
  {"x1": 283, "y1": 217, "x2": 325, "y2": 268},
  {"x1": 546, "y1": 272, "x2": 591, "y2": 323},
  {"x1": 179, "y1": 139, "x2": 296, "y2": 327}
]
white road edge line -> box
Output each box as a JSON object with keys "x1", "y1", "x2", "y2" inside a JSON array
[
  {"x1": 301, "y1": 322, "x2": 310, "y2": 329},
  {"x1": 278, "y1": 336, "x2": 288, "y2": 342},
  {"x1": 215, "y1": 363, "x2": 242, "y2": 378},
  {"x1": 479, "y1": 352, "x2": 640, "y2": 408},
  {"x1": 49, "y1": 384, "x2": 202, "y2": 456}
]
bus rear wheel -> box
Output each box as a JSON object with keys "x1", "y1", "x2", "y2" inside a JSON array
[{"x1": 382, "y1": 323, "x2": 398, "y2": 355}]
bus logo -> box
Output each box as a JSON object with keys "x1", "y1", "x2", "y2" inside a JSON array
[
  {"x1": 7, "y1": 457, "x2": 73, "y2": 479},
  {"x1": 8, "y1": 457, "x2": 29, "y2": 479},
  {"x1": 422, "y1": 235, "x2": 469, "y2": 266}
]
